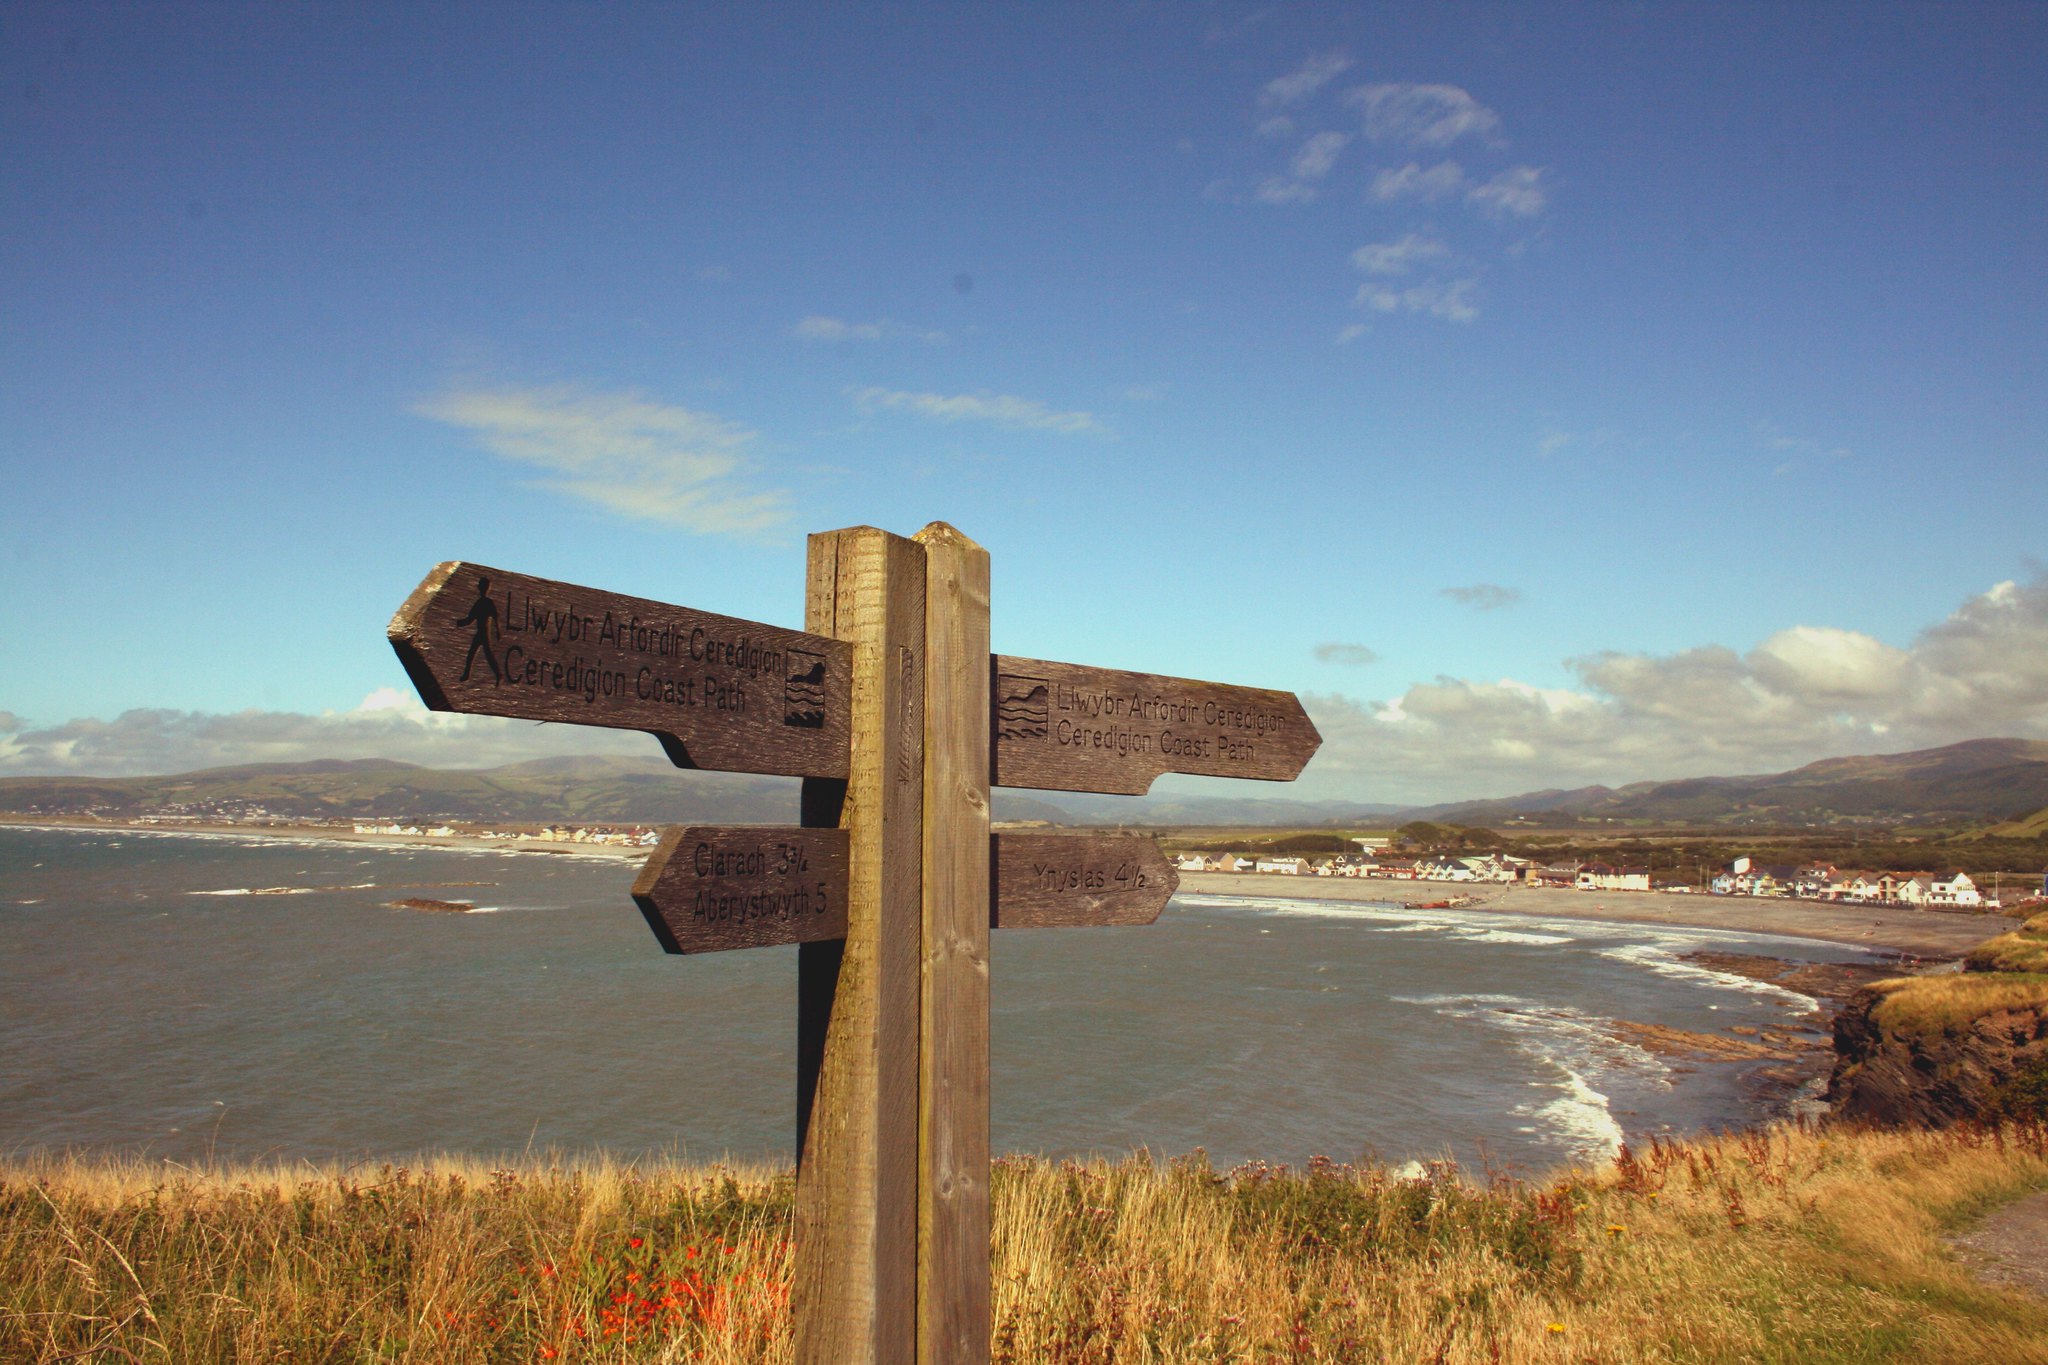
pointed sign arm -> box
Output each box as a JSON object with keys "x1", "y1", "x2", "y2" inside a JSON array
[{"x1": 387, "y1": 561, "x2": 853, "y2": 778}]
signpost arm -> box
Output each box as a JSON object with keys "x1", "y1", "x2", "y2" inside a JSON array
[
  {"x1": 914, "y1": 523, "x2": 992, "y2": 1365},
  {"x1": 794, "y1": 527, "x2": 925, "y2": 1365}
]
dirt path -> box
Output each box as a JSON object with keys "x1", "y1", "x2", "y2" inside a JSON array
[{"x1": 1951, "y1": 1191, "x2": 2048, "y2": 1298}]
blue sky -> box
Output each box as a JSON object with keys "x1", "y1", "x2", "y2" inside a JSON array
[{"x1": 4, "y1": 3, "x2": 2045, "y2": 803}]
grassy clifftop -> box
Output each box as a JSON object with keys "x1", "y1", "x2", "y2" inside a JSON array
[{"x1": 6, "y1": 1123, "x2": 2048, "y2": 1363}]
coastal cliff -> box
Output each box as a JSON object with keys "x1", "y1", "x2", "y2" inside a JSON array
[{"x1": 1828, "y1": 909, "x2": 2048, "y2": 1125}]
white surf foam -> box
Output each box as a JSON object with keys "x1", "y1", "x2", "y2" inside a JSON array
[
  {"x1": 1597, "y1": 942, "x2": 1815, "y2": 1009},
  {"x1": 1395, "y1": 992, "x2": 1656, "y2": 1163}
]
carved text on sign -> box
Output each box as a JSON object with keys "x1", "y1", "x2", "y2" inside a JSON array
[
  {"x1": 633, "y1": 829, "x2": 1178, "y2": 953},
  {"x1": 633, "y1": 827, "x2": 851, "y2": 955},
  {"x1": 991, "y1": 656, "x2": 1320, "y2": 794},
  {"x1": 388, "y1": 562, "x2": 852, "y2": 777}
]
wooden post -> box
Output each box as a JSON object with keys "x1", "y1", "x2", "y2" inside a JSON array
[
  {"x1": 795, "y1": 527, "x2": 925, "y2": 1365},
  {"x1": 914, "y1": 523, "x2": 992, "y2": 1365}
]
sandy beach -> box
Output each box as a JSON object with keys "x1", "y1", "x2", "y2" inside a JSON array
[{"x1": 1174, "y1": 870, "x2": 1998, "y2": 958}]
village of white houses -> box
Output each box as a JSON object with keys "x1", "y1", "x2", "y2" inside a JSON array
[{"x1": 1177, "y1": 843, "x2": 2007, "y2": 909}]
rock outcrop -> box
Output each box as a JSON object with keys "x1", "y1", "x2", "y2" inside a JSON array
[{"x1": 1828, "y1": 983, "x2": 2048, "y2": 1126}]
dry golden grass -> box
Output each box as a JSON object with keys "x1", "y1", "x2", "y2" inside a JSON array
[
  {"x1": 6, "y1": 1122, "x2": 2048, "y2": 1363},
  {"x1": 1868, "y1": 972, "x2": 2048, "y2": 1035},
  {"x1": 1969, "y1": 932, "x2": 2048, "y2": 975}
]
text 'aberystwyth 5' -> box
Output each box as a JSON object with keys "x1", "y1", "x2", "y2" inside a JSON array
[{"x1": 633, "y1": 827, "x2": 1178, "y2": 954}]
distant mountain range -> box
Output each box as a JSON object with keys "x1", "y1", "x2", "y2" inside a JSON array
[
  {"x1": 1408, "y1": 738, "x2": 2048, "y2": 828},
  {"x1": 4, "y1": 737, "x2": 2046, "y2": 830},
  {"x1": 0, "y1": 754, "x2": 1400, "y2": 827}
]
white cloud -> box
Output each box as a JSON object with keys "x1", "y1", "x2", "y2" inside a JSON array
[
  {"x1": 1255, "y1": 176, "x2": 1318, "y2": 205},
  {"x1": 1467, "y1": 166, "x2": 1548, "y2": 219},
  {"x1": 1298, "y1": 575, "x2": 2048, "y2": 803},
  {"x1": 1442, "y1": 584, "x2": 1522, "y2": 610},
  {"x1": 1260, "y1": 52, "x2": 1353, "y2": 107},
  {"x1": 416, "y1": 385, "x2": 789, "y2": 537},
  {"x1": 1315, "y1": 643, "x2": 1380, "y2": 666},
  {"x1": 1370, "y1": 160, "x2": 1466, "y2": 202},
  {"x1": 1122, "y1": 384, "x2": 1168, "y2": 402},
  {"x1": 1335, "y1": 323, "x2": 1367, "y2": 344},
  {"x1": 0, "y1": 690, "x2": 660, "y2": 778},
  {"x1": 1351, "y1": 233, "x2": 1451, "y2": 276},
  {"x1": 1255, "y1": 116, "x2": 1296, "y2": 140},
  {"x1": 1538, "y1": 430, "x2": 1571, "y2": 457},
  {"x1": 848, "y1": 386, "x2": 1099, "y2": 434},
  {"x1": 1346, "y1": 83, "x2": 1499, "y2": 147},
  {"x1": 1290, "y1": 131, "x2": 1352, "y2": 179},
  {"x1": 1355, "y1": 277, "x2": 1480, "y2": 323}
]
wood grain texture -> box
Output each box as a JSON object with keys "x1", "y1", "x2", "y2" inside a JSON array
[
  {"x1": 914, "y1": 523, "x2": 992, "y2": 1365},
  {"x1": 991, "y1": 655, "x2": 1320, "y2": 794},
  {"x1": 990, "y1": 833, "x2": 1177, "y2": 929},
  {"x1": 388, "y1": 561, "x2": 852, "y2": 778},
  {"x1": 793, "y1": 527, "x2": 925, "y2": 1365},
  {"x1": 631, "y1": 827, "x2": 849, "y2": 954}
]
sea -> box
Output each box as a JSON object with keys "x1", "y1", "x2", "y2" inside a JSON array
[{"x1": 0, "y1": 825, "x2": 1880, "y2": 1176}]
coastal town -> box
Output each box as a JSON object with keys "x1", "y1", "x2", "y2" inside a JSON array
[{"x1": 1179, "y1": 842, "x2": 2023, "y2": 910}]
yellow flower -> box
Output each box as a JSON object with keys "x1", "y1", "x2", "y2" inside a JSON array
[
  {"x1": 1546, "y1": 1322, "x2": 1567, "y2": 1335},
  {"x1": 1606, "y1": 1223, "x2": 1626, "y2": 1238}
]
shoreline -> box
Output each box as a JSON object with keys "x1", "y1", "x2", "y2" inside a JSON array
[
  {"x1": 1174, "y1": 870, "x2": 1995, "y2": 959},
  {"x1": 6, "y1": 817, "x2": 2002, "y2": 957},
  {"x1": 0, "y1": 815, "x2": 650, "y2": 862}
]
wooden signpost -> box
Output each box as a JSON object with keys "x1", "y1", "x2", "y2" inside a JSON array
[{"x1": 387, "y1": 524, "x2": 1322, "y2": 1365}]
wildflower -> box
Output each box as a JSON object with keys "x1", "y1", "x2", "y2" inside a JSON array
[
  {"x1": 1546, "y1": 1323, "x2": 1567, "y2": 1335},
  {"x1": 628, "y1": 1236, "x2": 644, "y2": 1249},
  {"x1": 1606, "y1": 1223, "x2": 1626, "y2": 1238}
]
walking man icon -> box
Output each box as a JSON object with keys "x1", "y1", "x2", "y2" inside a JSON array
[{"x1": 457, "y1": 575, "x2": 501, "y2": 684}]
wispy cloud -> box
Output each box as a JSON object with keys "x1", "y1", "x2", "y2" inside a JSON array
[
  {"x1": 1441, "y1": 583, "x2": 1522, "y2": 610},
  {"x1": 795, "y1": 315, "x2": 882, "y2": 342},
  {"x1": 1335, "y1": 323, "x2": 1367, "y2": 344},
  {"x1": 1757, "y1": 420, "x2": 1852, "y2": 476},
  {"x1": 1254, "y1": 176, "x2": 1319, "y2": 205},
  {"x1": 1355, "y1": 277, "x2": 1480, "y2": 323},
  {"x1": 1346, "y1": 83, "x2": 1499, "y2": 147},
  {"x1": 1260, "y1": 51, "x2": 1353, "y2": 107},
  {"x1": 794, "y1": 315, "x2": 946, "y2": 344},
  {"x1": 1466, "y1": 166, "x2": 1548, "y2": 219},
  {"x1": 416, "y1": 385, "x2": 789, "y2": 537},
  {"x1": 848, "y1": 386, "x2": 1099, "y2": 434},
  {"x1": 1290, "y1": 131, "x2": 1352, "y2": 179},
  {"x1": 1301, "y1": 576, "x2": 2048, "y2": 804},
  {"x1": 1370, "y1": 160, "x2": 1467, "y2": 202},
  {"x1": 1351, "y1": 233, "x2": 1451, "y2": 276},
  {"x1": 1255, "y1": 115, "x2": 1296, "y2": 140},
  {"x1": 1315, "y1": 643, "x2": 1380, "y2": 666}
]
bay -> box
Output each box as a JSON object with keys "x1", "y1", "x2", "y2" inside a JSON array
[{"x1": 0, "y1": 826, "x2": 1872, "y2": 1175}]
